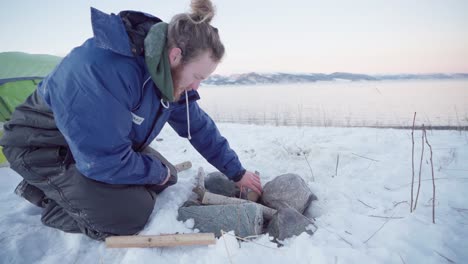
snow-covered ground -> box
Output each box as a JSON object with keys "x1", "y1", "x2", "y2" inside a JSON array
[{"x1": 1, "y1": 123, "x2": 467, "y2": 264}]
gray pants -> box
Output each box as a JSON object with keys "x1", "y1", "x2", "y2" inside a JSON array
[{"x1": 3, "y1": 145, "x2": 175, "y2": 240}]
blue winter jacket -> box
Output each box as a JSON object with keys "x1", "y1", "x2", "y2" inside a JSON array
[{"x1": 37, "y1": 8, "x2": 245, "y2": 185}]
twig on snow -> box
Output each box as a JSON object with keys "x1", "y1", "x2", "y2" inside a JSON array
[
  {"x1": 434, "y1": 250, "x2": 456, "y2": 263},
  {"x1": 399, "y1": 253, "x2": 407, "y2": 264},
  {"x1": 393, "y1": 201, "x2": 409, "y2": 208},
  {"x1": 368, "y1": 215, "x2": 404, "y2": 219},
  {"x1": 303, "y1": 152, "x2": 315, "y2": 182},
  {"x1": 358, "y1": 199, "x2": 376, "y2": 210},
  {"x1": 364, "y1": 217, "x2": 392, "y2": 244},
  {"x1": 221, "y1": 231, "x2": 278, "y2": 250},
  {"x1": 451, "y1": 207, "x2": 468, "y2": 212},
  {"x1": 334, "y1": 154, "x2": 340, "y2": 177},
  {"x1": 351, "y1": 153, "x2": 379, "y2": 162},
  {"x1": 221, "y1": 230, "x2": 234, "y2": 264},
  {"x1": 316, "y1": 224, "x2": 353, "y2": 247}
]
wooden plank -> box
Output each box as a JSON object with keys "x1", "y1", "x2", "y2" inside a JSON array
[{"x1": 105, "y1": 233, "x2": 216, "y2": 248}]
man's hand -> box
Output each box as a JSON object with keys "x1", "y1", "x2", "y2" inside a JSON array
[{"x1": 235, "y1": 171, "x2": 262, "y2": 195}]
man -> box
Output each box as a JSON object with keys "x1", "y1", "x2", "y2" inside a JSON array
[{"x1": 0, "y1": 0, "x2": 262, "y2": 240}]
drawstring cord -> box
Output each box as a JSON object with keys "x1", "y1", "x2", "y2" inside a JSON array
[
  {"x1": 185, "y1": 90, "x2": 192, "y2": 140},
  {"x1": 159, "y1": 91, "x2": 191, "y2": 140},
  {"x1": 160, "y1": 98, "x2": 169, "y2": 109}
]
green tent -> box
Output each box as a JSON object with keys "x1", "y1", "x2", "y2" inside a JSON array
[
  {"x1": 0, "y1": 77, "x2": 42, "y2": 122},
  {"x1": 0, "y1": 130, "x2": 6, "y2": 165},
  {"x1": 0, "y1": 77, "x2": 43, "y2": 167},
  {"x1": 0, "y1": 51, "x2": 62, "y2": 167}
]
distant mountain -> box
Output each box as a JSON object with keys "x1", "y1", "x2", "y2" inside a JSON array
[
  {"x1": 204, "y1": 72, "x2": 468, "y2": 86},
  {"x1": 0, "y1": 52, "x2": 62, "y2": 79},
  {"x1": 1, "y1": 52, "x2": 467, "y2": 85}
]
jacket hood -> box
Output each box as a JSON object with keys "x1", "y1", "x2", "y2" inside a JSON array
[
  {"x1": 90, "y1": 8, "x2": 174, "y2": 101},
  {"x1": 90, "y1": 7, "x2": 161, "y2": 57}
]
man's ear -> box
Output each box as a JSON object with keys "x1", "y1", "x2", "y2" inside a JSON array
[{"x1": 168, "y1": 47, "x2": 182, "y2": 68}]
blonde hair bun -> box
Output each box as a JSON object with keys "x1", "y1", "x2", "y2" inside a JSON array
[{"x1": 190, "y1": 0, "x2": 215, "y2": 24}]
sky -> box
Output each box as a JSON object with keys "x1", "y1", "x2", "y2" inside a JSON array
[{"x1": 1, "y1": 0, "x2": 467, "y2": 75}]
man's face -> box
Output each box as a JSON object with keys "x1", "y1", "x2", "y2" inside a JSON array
[{"x1": 171, "y1": 51, "x2": 218, "y2": 101}]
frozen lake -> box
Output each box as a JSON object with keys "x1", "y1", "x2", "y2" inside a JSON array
[{"x1": 198, "y1": 79, "x2": 468, "y2": 128}]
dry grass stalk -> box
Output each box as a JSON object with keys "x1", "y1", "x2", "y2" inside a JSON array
[
  {"x1": 335, "y1": 154, "x2": 340, "y2": 177},
  {"x1": 411, "y1": 112, "x2": 416, "y2": 212},
  {"x1": 424, "y1": 128, "x2": 436, "y2": 224},
  {"x1": 413, "y1": 124, "x2": 425, "y2": 211}
]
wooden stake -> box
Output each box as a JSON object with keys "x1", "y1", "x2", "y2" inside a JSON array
[{"x1": 105, "y1": 233, "x2": 216, "y2": 248}]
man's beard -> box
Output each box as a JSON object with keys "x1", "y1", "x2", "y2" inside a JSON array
[{"x1": 171, "y1": 64, "x2": 184, "y2": 101}]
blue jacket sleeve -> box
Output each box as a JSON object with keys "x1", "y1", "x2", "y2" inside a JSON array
[
  {"x1": 39, "y1": 49, "x2": 168, "y2": 185},
  {"x1": 167, "y1": 99, "x2": 245, "y2": 181}
]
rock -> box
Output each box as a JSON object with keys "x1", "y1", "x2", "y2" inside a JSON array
[
  {"x1": 205, "y1": 171, "x2": 239, "y2": 197},
  {"x1": 262, "y1": 173, "x2": 317, "y2": 213},
  {"x1": 178, "y1": 203, "x2": 263, "y2": 237},
  {"x1": 181, "y1": 199, "x2": 201, "y2": 207},
  {"x1": 267, "y1": 208, "x2": 316, "y2": 241}
]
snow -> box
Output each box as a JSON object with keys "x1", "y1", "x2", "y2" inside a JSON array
[{"x1": 1, "y1": 123, "x2": 467, "y2": 264}]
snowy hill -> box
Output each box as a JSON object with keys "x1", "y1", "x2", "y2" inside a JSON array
[{"x1": 1, "y1": 123, "x2": 467, "y2": 263}]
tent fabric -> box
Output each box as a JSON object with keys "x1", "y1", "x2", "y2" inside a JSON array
[
  {"x1": 0, "y1": 77, "x2": 42, "y2": 122},
  {"x1": 0, "y1": 130, "x2": 6, "y2": 166},
  {"x1": 0, "y1": 52, "x2": 60, "y2": 166}
]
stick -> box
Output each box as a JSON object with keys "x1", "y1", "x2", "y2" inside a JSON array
[
  {"x1": 358, "y1": 199, "x2": 376, "y2": 210},
  {"x1": 220, "y1": 231, "x2": 234, "y2": 264},
  {"x1": 368, "y1": 215, "x2": 404, "y2": 219},
  {"x1": 202, "y1": 192, "x2": 277, "y2": 220},
  {"x1": 399, "y1": 253, "x2": 407, "y2": 264},
  {"x1": 175, "y1": 161, "x2": 192, "y2": 172},
  {"x1": 424, "y1": 129, "x2": 436, "y2": 224},
  {"x1": 363, "y1": 217, "x2": 392, "y2": 244},
  {"x1": 363, "y1": 202, "x2": 405, "y2": 244},
  {"x1": 411, "y1": 112, "x2": 416, "y2": 213},
  {"x1": 413, "y1": 124, "x2": 425, "y2": 211},
  {"x1": 335, "y1": 154, "x2": 340, "y2": 177},
  {"x1": 303, "y1": 153, "x2": 315, "y2": 181},
  {"x1": 105, "y1": 233, "x2": 216, "y2": 248},
  {"x1": 351, "y1": 153, "x2": 379, "y2": 162},
  {"x1": 434, "y1": 250, "x2": 455, "y2": 263}
]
